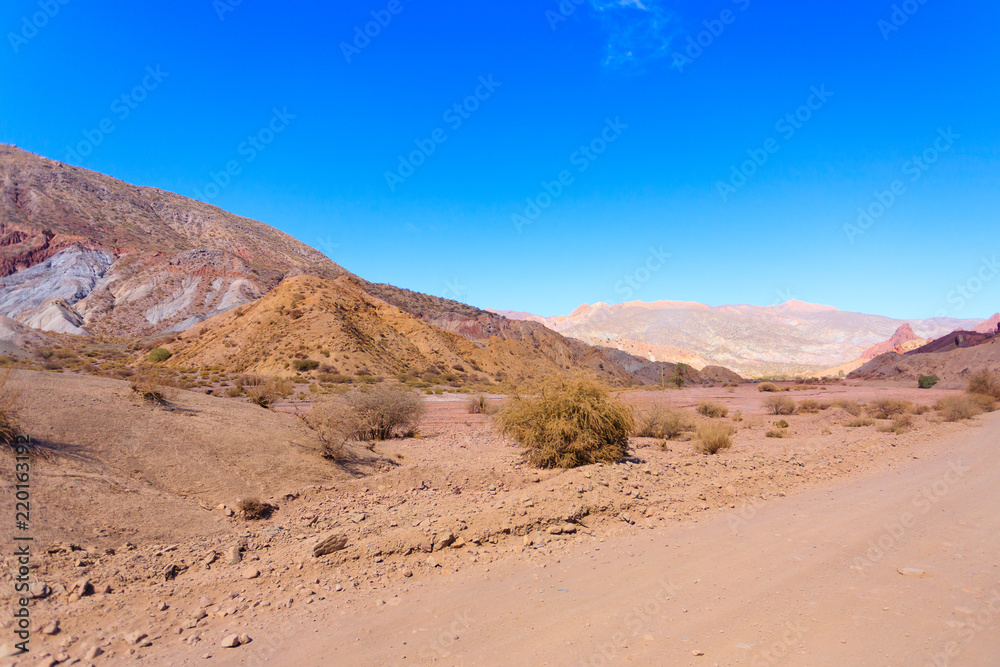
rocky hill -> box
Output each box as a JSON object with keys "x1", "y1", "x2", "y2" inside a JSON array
[{"x1": 0, "y1": 145, "x2": 739, "y2": 386}]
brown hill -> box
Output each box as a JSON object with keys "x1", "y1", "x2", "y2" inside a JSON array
[
  {"x1": 859, "y1": 323, "x2": 926, "y2": 360},
  {"x1": 167, "y1": 274, "x2": 737, "y2": 386},
  {"x1": 849, "y1": 334, "x2": 1000, "y2": 384},
  {"x1": 973, "y1": 313, "x2": 1000, "y2": 334}
]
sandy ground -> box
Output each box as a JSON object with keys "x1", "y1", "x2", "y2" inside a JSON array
[{"x1": 1, "y1": 374, "x2": 996, "y2": 665}]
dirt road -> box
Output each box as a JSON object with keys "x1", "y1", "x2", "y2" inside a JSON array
[{"x1": 245, "y1": 414, "x2": 1000, "y2": 666}]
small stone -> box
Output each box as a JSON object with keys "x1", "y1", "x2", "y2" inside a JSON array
[
  {"x1": 220, "y1": 634, "x2": 240, "y2": 648},
  {"x1": 426, "y1": 556, "x2": 440, "y2": 568},
  {"x1": 125, "y1": 631, "x2": 148, "y2": 645},
  {"x1": 84, "y1": 645, "x2": 103, "y2": 660},
  {"x1": 434, "y1": 533, "x2": 455, "y2": 550},
  {"x1": 155, "y1": 600, "x2": 169, "y2": 612},
  {"x1": 692, "y1": 649, "x2": 704, "y2": 656},
  {"x1": 0, "y1": 643, "x2": 23, "y2": 658},
  {"x1": 192, "y1": 608, "x2": 208, "y2": 621},
  {"x1": 418, "y1": 539, "x2": 433, "y2": 554},
  {"x1": 238, "y1": 633, "x2": 251, "y2": 645},
  {"x1": 242, "y1": 567, "x2": 260, "y2": 580},
  {"x1": 547, "y1": 526, "x2": 563, "y2": 535},
  {"x1": 312, "y1": 534, "x2": 348, "y2": 558},
  {"x1": 561, "y1": 524, "x2": 578, "y2": 534},
  {"x1": 41, "y1": 620, "x2": 59, "y2": 635},
  {"x1": 198, "y1": 596, "x2": 213, "y2": 608},
  {"x1": 74, "y1": 578, "x2": 94, "y2": 597},
  {"x1": 225, "y1": 546, "x2": 242, "y2": 565},
  {"x1": 898, "y1": 568, "x2": 927, "y2": 578},
  {"x1": 349, "y1": 513, "x2": 366, "y2": 523},
  {"x1": 28, "y1": 582, "x2": 51, "y2": 599},
  {"x1": 451, "y1": 539, "x2": 466, "y2": 549},
  {"x1": 335, "y1": 583, "x2": 343, "y2": 592},
  {"x1": 401, "y1": 569, "x2": 413, "y2": 578}
]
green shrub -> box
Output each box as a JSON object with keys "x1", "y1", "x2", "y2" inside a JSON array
[
  {"x1": 148, "y1": 348, "x2": 172, "y2": 363},
  {"x1": 696, "y1": 401, "x2": 729, "y2": 418},
  {"x1": 775, "y1": 419, "x2": 789, "y2": 428},
  {"x1": 918, "y1": 374, "x2": 940, "y2": 389},
  {"x1": 293, "y1": 359, "x2": 320, "y2": 372},
  {"x1": 693, "y1": 422, "x2": 735, "y2": 454},
  {"x1": 497, "y1": 377, "x2": 634, "y2": 469}
]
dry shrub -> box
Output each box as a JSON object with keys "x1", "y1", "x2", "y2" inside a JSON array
[
  {"x1": 693, "y1": 422, "x2": 735, "y2": 454},
  {"x1": 0, "y1": 369, "x2": 24, "y2": 448},
  {"x1": 846, "y1": 417, "x2": 875, "y2": 427},
  {"x1": 243, "y1": 376, "x2": 294, "y2": 408},
  {"x1": 796, "y1": 399, "x2": 831, "y2": 414},
  {"x1": 879, "y1": 414, "x2": 914, "y2": 434},
  {"x1": 968, "y1": 371, "x2": 1000, "y2": 400},
  {"x1": 774, "y1": 419, "x2": 790, "y2": 428},
  {"x1": 306, "y1": 398, "x2": 354, "y2": 460},
  {"x1": 130, "y1": 367, "x2": 178, "y2": 404},
  {"x1": 497, "y1": 377, "x2": 633, "y2": 469},
  {"x1": 867, "y1": 397, "x2": 914, "y2": 419},
  {"x1": 765, "y1": 429, "x2": 787, "y2": 438},
  {"x1": 833, "y1": 399, "x2": 864, "y2": 417},
  {"x1": 635, "y1": 405, "x2": 695, "y2": 440},
  {"x1": 346, "y1": 385, "x2": 425, "y2": 440},
  {"x1": 696, "y1": 401, "x2": 728, "y2": 418},
  {"x1": 467, "y1": 394, "x2": 490, "y2": 415},
  {"x1": 936, "y1": 395, "x2": 985, "y2": 422},
  {"x1": 758, "y1": 382, "x2": 778, "y2": 393},
  {"x1": 763, "y1": 396, "x2": 796, "y2": 415},
  {"x1": 238, "y1": 497, "x2": 273, "y2": 520},
  {"x1": 968, "y1": 393, "x2": 998, "y2": 413}
]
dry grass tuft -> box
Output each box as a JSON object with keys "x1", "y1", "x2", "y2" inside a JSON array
[
  {"x1": 634, "y1": 405, "x2": 695, "y2": 440},
  {"x1": 765, "y1": 429, "x2": 787, "y2": 438},
  {"x1": 238, "y1": 497, "x2": 273, "y2": 520},
  {"x1": 935, "y1": 395, "x2": 987, "y2": 422},
  {"x1": 693, "y1": 422, "x2": 735, "y2": 454},
  {"x1": 968, "y1": 371, "x2": 1000, "y2": 400},
  {"x1": 757, "y1": 382, "x2": 778, "y2": 392},
  {"x1": 845, "y1": 417, "x2": 875, "y2": 428},
  {"x1": 242, "y1": 375, "x2": 294, "y2": 408},
  {"x1": 832, "y1": 399, "x2": 864, "y2": 417},
  {"x1": 129, "y1": 367, "x2": 178, "y2": 404},
  {"x1": 467, "y1": 394, "x2": 491, "y2": 415},
  {"x1": 867, "y1": 397, "x2": 914, "y2": 419},
  {"x1": 696, "y1": 401, "x2": 729, "y2": 418},
  {"x1": 763, "y1": 395, "x2": 796, "y2": 415},
  {"x1": 878, "y1": 414, "x2": 914, "y2": 435},
  {"x1": 0, "y1": 369, "x2": 24, "y2": 448},
  {"x1": 497, "y1": 377, "x2": 633, "y2": 469}
]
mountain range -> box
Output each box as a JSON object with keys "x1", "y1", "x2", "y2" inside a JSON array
[{"x1": 492, "y1": 301, "x2": 985, "y2": 377}]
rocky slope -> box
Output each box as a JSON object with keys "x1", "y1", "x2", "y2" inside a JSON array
[
  {"x1": 496, "y1": 300, "x2": 980, "y2": 377},
  {"x1": 849, "y1": 332, "x2": 1000, "y2": 384}
]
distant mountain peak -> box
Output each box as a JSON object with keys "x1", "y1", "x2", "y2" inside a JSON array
[{"x1": 771, "y1": 299, "x2": 839, "y2": 312}]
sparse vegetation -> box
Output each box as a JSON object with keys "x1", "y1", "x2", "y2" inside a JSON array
[
  {"x1": 497, "y1": 377, "x2": 633, "y2": 469},
  {"x1": 832, "y1": 399, "x2": 864, "y2": 416},
  {"x1": 696, "y1": 401, "x2": 729, "y2": 418},
  {"x1": 467, "y1": 394, "x2": 490, "y2": 415},
  {"x1": 0, "y1": 369, "x2": 23, "y2": 448},
  {"x1": 774, "y1": 419, "x2": 789, "y2": 428},
  {"x1": 879, "y1": 414, "x2": 914, "y2": 434},
  {"x1": 635, "y1": 405, "x2": 695, "y2": 440},
  {"x1": 306, "y1": 398, "x2": 353, "y2": 461},
  {"x1": 845, "y1": 417, "x2": 875, "y2": 427},
  {"x1": 693, "y1": 422, "x2": 735, "y2": 454},
  {"x1": 968, "y1": 371, "x2": 1000, "y2": 400},
  {"x1": 242, "y1": 376, "x2": 294, "y2": 408},
  {"x1": 130, "y1": 367, "x2": 178, "y2": 404},
  {"x1": 148, "y1": 347, "x2": 172, "y2": 363},
  {"x1": 867, "y1": 397, "x2": 914, "y2": 419},
  {"x1": 292, "y1": 359, "x2": 320, "y2": 372},
  {"x1": 763, "y1": 396, "x2": 796, "y2": 415},
  {"x1": 918, "y1": 374, "x2": 940, "y2": 389},
  {"x1": 935, "y1": 395, "x2": 985, "y2": 422},
  {"x1": 758, "y1": 382, "x2": 778, "y2": 393},
  {"x1": 765, "y1": 429, "x2": 787, "y2": 438}
]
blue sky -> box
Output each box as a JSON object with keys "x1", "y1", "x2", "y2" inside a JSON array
[{"x1": 2, "y1": 0, "x2": 998, "y2": 320}]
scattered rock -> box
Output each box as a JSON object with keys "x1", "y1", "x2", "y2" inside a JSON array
[
  {"x1": 74, "y1": 578, "x2": 94, "y2": 597},
  {"x1": 547, "y1": 526, "x2": 563, "y2": 535},
  {"x1": 401, "y1": 569, "x2": 413, "y2": 578},
  {"x1": 28, "y1": 582, "x2": 51, "y2": 599},
  {"x1": 84, "y1": 645, "x2": 103, "y2": 660},
  {"x1": 418, "y1": 539, "x2": 433, "y2": 554},
  {"x1": 239, "y1": 633, "x2": 251, "y2": 645},
  {"x1": 225, "y1": 546, "x2": 242, "y2": 565},
  {"x1": 198, "y1": 596, "x2": 213, "y2": 608},
  {"x1": 242, "y1": 567, "x2": 260, "y2": 580},
  {"x1": 220, "y1": 634, "x2": 240, "y2": 648},
  {"x1": 427, "y1": 556, "x2": 440, "y2": 568},
  {"x1": 312, "y1": 534, "x2": 348, "y2": 558},
  {"x1": 560, "y1": 524, "x2": 578, "y2": 535},
  {"x1": 898, "y1": 568, "x2": 927, "y2": 578},
  {"x1": 125, "y1": 631, "x2": 148, "y2": 645},
  {"x1": 40, "y1": 620, "x2": 59, "y2": 635},
  {"x1": 0, "y1": 643, "x2": 23, "y2": 658},
  {"x1": 692, "y1": 649, "x2": 704, "y2": 656},
  {"x1": 434, "y1": 533, "x2": 456, "y2": 550}
]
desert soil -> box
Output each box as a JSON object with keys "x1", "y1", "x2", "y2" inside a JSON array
[{"x1": 1, "y1": 373, "x2": 997, "y2": 665}]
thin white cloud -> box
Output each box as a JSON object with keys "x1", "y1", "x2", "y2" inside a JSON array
[{"x1": 588, "y1": 0, "x2": 677, "y2": 69}]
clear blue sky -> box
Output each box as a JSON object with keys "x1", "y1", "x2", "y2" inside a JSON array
[{"x1": 2, "y1": 0, "x2": 998, "y2": 320}]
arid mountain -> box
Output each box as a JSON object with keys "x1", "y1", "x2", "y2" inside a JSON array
[
  {"x1": 495, "y1": 301, "x2": 980, "y2": 377},
  {"x1": 849, "y1": 334, "x2": 1000, "y2": 384},
  {"x1": 817, "y1": 324, "x2": 928, "y2": 378},
  {"x1": 973, "y1": 313, "x2": 1000, "y2": 334},
  {"x1": 0, "y1": 145, "x2": 740, "y2": 385}
]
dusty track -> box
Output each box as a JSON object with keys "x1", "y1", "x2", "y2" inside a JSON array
[{"x1": 259, "y1": 414, "x2": 1000, "y2": 666}]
